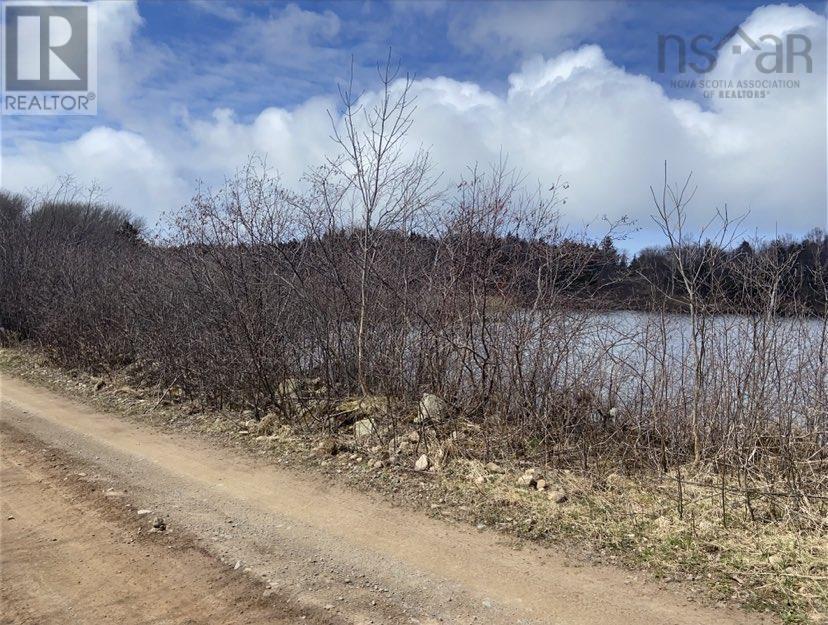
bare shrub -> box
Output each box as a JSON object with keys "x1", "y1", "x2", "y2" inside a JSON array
[{"x1": 1, "y1": 67, "x2": 825, "y2": 530}]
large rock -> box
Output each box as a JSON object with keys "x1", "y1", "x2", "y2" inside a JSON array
[
  {"x1": 415, "y1": 393, "x2": 449, "y2": 424},
  {"x1": 353, "y1": 418, "x2": 375, "y2": 440},
  {"x1": 414, "y1": 454, "x2": 430, "y2": 471},
  {"x1": 516, "y1": 474, "x2": 535, "y2": 487},
  {"x1": 516, "y1": 468, "x2": 542, "y2": 488}
]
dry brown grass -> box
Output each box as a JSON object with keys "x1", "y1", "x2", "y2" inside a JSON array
[{"x1": 448, "y1": 458, "x2": 827, "y2": 624}]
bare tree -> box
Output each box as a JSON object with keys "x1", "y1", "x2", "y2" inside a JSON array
[
  {"x1": 650, "y1": 163, "x2": 745, "y2": 462},
  {"x1": 321, "y1": 53, "x2": 436, "y2": 394}
]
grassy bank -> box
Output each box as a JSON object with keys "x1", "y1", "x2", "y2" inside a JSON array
[{"x1": 1, "y1": 345, "x2": 825, "y2": 624}]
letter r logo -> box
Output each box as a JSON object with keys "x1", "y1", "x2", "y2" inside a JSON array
[{"x1": 4, "y1": 4, "x2": 88, "y2": 91}]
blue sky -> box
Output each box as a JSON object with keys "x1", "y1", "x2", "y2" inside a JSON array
[
  {"x1": 2, "y1": 0, "x2": 826, "y2": 250},
  {"x1": 137, "y1": 1, "x2": 816, "y2": 101},
  {"x1": 118, "y1": 1, "x2": 825, "y2": 110}
]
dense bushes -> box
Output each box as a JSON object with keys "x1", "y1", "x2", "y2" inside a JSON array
[
  {"x1": 1, "y1": 71, "x2": 825, "y2": 509},
  {"x1": 2, "y1": 174, "x2": 825, "y2": 474}
]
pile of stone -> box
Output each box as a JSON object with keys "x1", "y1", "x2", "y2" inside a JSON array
[{"x1": 516, "y1": 468, "x2": 567, "y2": 503}]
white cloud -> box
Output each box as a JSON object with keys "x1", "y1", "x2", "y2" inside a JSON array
[
  {"x1": 232, "y1": 3, "x2": 341, "y2": 70},
  {"x1": 448, "y1": 0, "x2": 625, "y2": 59},
  {"x1": 183, "y1": 96, "x2": 334, "y2": 183},
  {"x1": 188, "y1": 0, "x2": 247, "y2": 22},
  {"x1": 1, "y1": 3, "x2": 825, "y2": 245},
  {"x1": 4, "y1": 128, "x2": 189, "y2": 223}
]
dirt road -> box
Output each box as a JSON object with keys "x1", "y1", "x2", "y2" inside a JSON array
[{"x1": 0, "y1": 373, "x2": 774, "y2": 624}]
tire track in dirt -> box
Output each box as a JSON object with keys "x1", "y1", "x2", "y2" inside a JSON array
[
  {"x1": 0, "y1": 373, "x2": 776, "y2": 625},
  {"x1": 0, "y1": 426, "x2": 341, "y2": 625}
]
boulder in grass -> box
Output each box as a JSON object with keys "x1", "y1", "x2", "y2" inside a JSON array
[
  {"x1": 415, "y1": 393, "x2": 449, "y2": 424},
  {"x1": 353, "y1": 418, "x2": 375, "y2": 440},
  {"x1": 516, "y1": 468, "x2": 542, "y2": 488}
]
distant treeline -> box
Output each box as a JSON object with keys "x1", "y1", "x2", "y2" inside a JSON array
[
  {"x1": 540, "y1": 232, "x2": 828, "y2": 315},
  {"x1": 2, "y1": 190, "x2": 826, "y2": 349},
  {"x1": 353, "y1": 229, "x2": 828, "y2": 315},
  {"x1": 363, "y1": 229, "x2": 828, "y2": 316}
]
